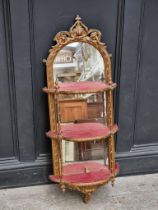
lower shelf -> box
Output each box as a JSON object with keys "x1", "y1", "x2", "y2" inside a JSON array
[{"x1": 49, "y1": 162, "x2": 119, "y2": 186}]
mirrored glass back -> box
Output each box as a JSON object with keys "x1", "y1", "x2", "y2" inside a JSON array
[
  {"x1": 53, "y1": 42, "x2": 106, "y2": 162},
  {"x1": 53, "y1": 42, "x2": 105, "y2": 83}
]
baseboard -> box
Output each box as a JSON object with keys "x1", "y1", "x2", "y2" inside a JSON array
[
  {"x1": 0, "y1": 156, "x2": 52, "y2": 189},
  {"x1": 1, "y1": 152, "x2": 158, "y2": 189},
  {"x1": 116, "y1": 152, "x2": 158, "y2": 175}
]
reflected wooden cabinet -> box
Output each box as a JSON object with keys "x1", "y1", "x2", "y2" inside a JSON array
[
  {"x1": 60, "y1": 99, "x2": 104, "y2": 123},
  {"x1": 60, "y1": 99, "x2": 88, "y2": 123},
  {"x1": 43, "y1": 15, "x2": 119, "y2": 203}
]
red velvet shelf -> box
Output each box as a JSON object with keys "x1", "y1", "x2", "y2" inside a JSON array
[
  {"x1": 46, "y1": 123, "x2": 118, "y2": 142},
  {"x1": 43, "y1": 81, "x2": 116, "y2": 94},
  {"x1": 49, "y1": 162, "x2": 119, "y2": 185}
]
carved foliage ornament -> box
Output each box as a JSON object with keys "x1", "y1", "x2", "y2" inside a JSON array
[
  {"x1": 55, "y1": 15, "x2": 102, "y2": 45},
  {"x1": 43, "y1": 15, "x2": 116, "y2": 203}
]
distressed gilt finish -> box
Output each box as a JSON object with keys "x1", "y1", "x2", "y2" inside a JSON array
[{"x1": 43, "y1": 15, "x2": 117, "y2": 202}]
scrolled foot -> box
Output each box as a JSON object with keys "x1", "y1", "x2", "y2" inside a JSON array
[
  {"x1": 83, "y1": 193, "x2": 91, "y2": 203},
  {"x1": 111, "y1": 178, "x2": 115, "y2": 187},
  {"x1": 61, "y1": 183, "x2": 66, "y2": 192}
]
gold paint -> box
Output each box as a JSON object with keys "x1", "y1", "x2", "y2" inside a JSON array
[{"x1": 43, "y1": 15, "x2": 118, "y2": 202}]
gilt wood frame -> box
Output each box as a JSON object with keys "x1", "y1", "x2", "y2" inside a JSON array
[{"x1": 43, "y1": 15, "x2": 115, "y2": 180}]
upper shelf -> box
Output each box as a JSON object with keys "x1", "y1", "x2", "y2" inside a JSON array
[
  {"x1": 46, "y1": 122, "x2": 118, "y2": 142},
  {"x1": 43, "y1": 81, "x2": 116, "y2": 95}
]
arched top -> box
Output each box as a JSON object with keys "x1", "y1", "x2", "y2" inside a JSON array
[{"x1": 44, "y1": 15, "x2": 113, "y2": 88}]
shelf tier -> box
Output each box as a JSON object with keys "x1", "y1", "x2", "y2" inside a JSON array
[
  {"x1": 43, "y1": 81, "x2": 117, "y2": 95},
  {"x1": 46, "y1": 122, "x2": 118, "y2": 142},
  {"x1": 49, "y1": 162, "x2": 119, "y2": 186}
]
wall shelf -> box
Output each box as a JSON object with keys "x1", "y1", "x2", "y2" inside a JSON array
[
  {"x1": 43, "y1": 81, "x2": 117, "y2": 95},
  {"x1": 44, "y1": 16, "x2": 118, "y2": 203}
]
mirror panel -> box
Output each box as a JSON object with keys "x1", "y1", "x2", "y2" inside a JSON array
[
  {"x1": 53, "y1": 42, "x2": 106, "y2": 163},
  {"x1": 53, "y1": 42, "x2": 104, "y2": 83}
]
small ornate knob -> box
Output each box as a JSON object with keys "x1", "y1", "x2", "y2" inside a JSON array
[{"x1": 84, "y1": 167, "x2": 90, "y2": 173}]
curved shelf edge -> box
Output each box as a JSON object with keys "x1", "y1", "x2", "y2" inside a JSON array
[
  {"x1": 43, "y1": 81, "x2": 117, "y2": 95},
  {"x1": 46, "y1": 123, "x2": 118, "y2": 142},
  {"x1": 49, "y1": 162, "x2": 119, "y2": 187}
]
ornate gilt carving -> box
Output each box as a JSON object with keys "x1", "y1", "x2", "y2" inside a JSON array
[{"x1": 44, "y1": 15, "x2": 117, "y2": 202}]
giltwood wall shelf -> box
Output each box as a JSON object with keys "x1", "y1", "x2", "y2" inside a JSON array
[{"x1": 43, "y1": 15, "x2": 118, "y2": 203}]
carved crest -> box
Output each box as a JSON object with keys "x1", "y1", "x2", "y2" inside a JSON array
[{"x1": 54, "y1": 15, "x2": 102, "y2": 45}]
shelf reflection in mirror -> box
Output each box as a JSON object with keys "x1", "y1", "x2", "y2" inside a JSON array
[{"x1": 53, "y1": 42, "x2": 107, "y2": 163}]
